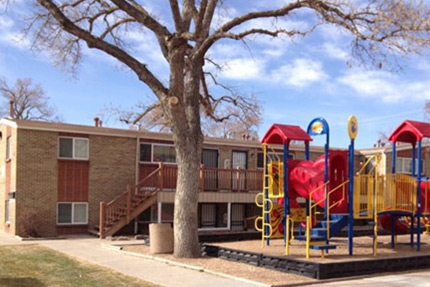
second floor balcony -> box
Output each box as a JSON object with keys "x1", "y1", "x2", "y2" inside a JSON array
[{"x1": 139, "y1": 163, "x2": 263, "y2": 192}]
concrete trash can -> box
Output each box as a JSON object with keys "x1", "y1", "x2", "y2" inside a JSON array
[{"x1": 149, "y1": 223, "x2": 173, "y2": 254}]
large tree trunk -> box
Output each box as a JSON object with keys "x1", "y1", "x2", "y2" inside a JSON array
[
  {"x1": 173, "y1": 136, "x2": 202, "y2": 257},
  {"x1": 169, "y1": 54, "x2": 203, "y2": 258}
]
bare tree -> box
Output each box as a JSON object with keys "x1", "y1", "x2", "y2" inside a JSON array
[
  {"x1": 11, "y1": 0, "x2": 430, "y2": 257},
  {"x1": 109, "y1": 95, "x2": 261, "y2": 138},
  {"x1": 0, "y1": 77, "x2": 60, "y2": 121},
  {"x1": 375, "y1": 131, "x2": 390, "y2": 147}
]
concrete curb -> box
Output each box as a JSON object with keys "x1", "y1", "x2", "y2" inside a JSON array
[
  {"x1": 114, "y1": 246, "x2": 270, "y2": 287},
  {"x1": 15, "y1": 235, "x2": 67, "y2": 241}
]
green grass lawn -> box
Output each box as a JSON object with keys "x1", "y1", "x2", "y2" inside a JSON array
[{"x1": 0, "y1": 245, "x2": 159, "y2": 287}]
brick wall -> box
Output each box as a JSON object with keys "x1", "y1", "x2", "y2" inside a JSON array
[
  {"x1": 88, "y1": 135, "x2": 137, "y2": 229},
  {"x1": 16, "y1": 129, "x2": 58, "y2": 236},
  {"x1": 14, "y1": 129, "x2": 138, "y2": 236}
]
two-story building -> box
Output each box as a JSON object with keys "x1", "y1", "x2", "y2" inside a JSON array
[
  {"x1": 2, "y1": 118, "x2": 429, "y2": 238},
  {"x1": 0, "y1": 118, "x2": 329, "y2": 238}
]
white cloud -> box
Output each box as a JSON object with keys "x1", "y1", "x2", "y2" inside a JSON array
[
  {"x1": 322, "y1": 43, "x2": 349, "y2": 61},
  {"x1": 1, "y1": 31, "x2": 31, "y2": 50},
  {"x1": 0, "y1": 15, "x2": 13, "y2": 29},
  {"x1": 271, "y1": 58, "x2": 328, "y2": 88},
  {"x1": 338, "y1": 69, "x2": 430, "y2": 103},
  {"x1": 219, "y1": 58, "x2": 264, "y2": 80},
  {"x1": 210, "y1": 42, "x2": 249, "y2": 59}
]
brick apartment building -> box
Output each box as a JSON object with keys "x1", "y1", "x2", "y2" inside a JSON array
[{"x1": 0, "y1": 117, "x2": 428, "y2": 238}]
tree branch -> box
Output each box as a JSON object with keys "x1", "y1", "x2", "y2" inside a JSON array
[{"x1": 37, "y1": 0, "x2": 169, "y2": 99}]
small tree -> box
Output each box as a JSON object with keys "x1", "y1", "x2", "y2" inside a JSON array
[
  {"x1": 10, "y1": 0, "x2": 430, "y2": 258},
  {"x1": 0, "y1": 77, "x2": 60, "y2": 121}
]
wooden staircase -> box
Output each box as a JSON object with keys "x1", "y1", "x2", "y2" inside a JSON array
[{"x1": 91, "y1": 164, "x2": 164, "y2": 238}]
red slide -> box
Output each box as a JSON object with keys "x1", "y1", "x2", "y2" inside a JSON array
[
  {"x1": 379, "y1": 214, "x2": 408, "y2": 234},
  {"x1": 288, "y1": 151, "x2": 348, "y2": 213}
]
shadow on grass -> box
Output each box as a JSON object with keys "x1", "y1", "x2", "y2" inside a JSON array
[{"x1": 0, "y1": 277, "x2": 44, "y2": 287}]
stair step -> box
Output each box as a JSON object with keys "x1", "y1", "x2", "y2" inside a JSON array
[
  {"x1": 321, "y1": 220, "x2": 340, "y2": 227},
  {"x1": 310, "y1": 244, "x2": 337, "y2": 250},
  {"x1": 311, "y1": 228, "x2": 327, "y2": 236},
  {"x1": 295, "y1": 235, "x2": 326, "y2": 242}
]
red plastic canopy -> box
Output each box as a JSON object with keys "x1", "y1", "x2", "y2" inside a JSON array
[
  {"x1": 388, "y1": 120, "x2": 430, "y2": 144},
  {"x1": 261, "y1": 123, "x2": 312, "y2": 145}
]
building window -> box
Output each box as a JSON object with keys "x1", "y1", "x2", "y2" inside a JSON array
[
  {"x1": 5, "y1": 200, "x2": 10, "y2": 223},
  {"x1": 396, "y1": 157, "x2": 424, "y2": 175},
  {"x1": 153, "y1": 145, "x2": 176, "y2": 163},
  {"x1": 57, "y1": 202, "x2": 88, "y2": 224},
  {"x1": 161, "y1": 203, "x2": 174, "y2": 223},
  {"x1": 140, "y1": 144, "x2": 152, "y2": 162},
  {"x1": 199, "y1": 203, "x2": 228, "y2": 229},
  {"x1": 140, "y1": 143, "x2": 176, "y2": 163},
  {"x1": 6, "y1": 137, "x2": 11, "y2": 160},
  {"x1": 257, "y1": 152, "x2": 294, "y2": 168},
  {"x1": 59, "y1": 137, "x2": 89, "y2": 160}
]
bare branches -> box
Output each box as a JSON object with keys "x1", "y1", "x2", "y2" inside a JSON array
[
  {"x1": 196, "y1": 1, "x2": 304, "y2": 57},
  {"x1": 34, "y1": 0, "x2": 168, "y2": 98},
  {"x1": 169, "y1": 0, "x2": 183, "y2": 32},
  {"x1": 110, "y1": 0, "x2": 171, "y2": 38},
  {"x1": 195, "y1": 0, "x2": 430, "y2": 68},
  {"x1": 0, "y1": 77, "x2": 60, "y2": 121}
]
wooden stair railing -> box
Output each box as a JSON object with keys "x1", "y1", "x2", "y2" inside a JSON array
[{"x1": 99, "y1": 163, "x2": 164, "y2": 238}]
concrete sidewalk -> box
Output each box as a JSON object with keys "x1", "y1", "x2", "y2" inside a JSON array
[
  {"x1": 0, "y1": 232, "x2": 263, "y2": 287},
  {"x1": 3, "y1": 231, "x2": 430, "y2": 287}
]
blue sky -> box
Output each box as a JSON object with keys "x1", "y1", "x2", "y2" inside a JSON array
[{"x1": 0, "y1": 1, "x2": 429, "y2": 149}]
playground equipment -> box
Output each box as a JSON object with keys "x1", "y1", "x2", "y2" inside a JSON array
[{"x1": 256, "y1": 118, "x2": 430, "y2": 258}]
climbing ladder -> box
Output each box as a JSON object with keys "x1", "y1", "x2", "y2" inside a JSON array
[{"x1": 255, "y1": 144, "x2": 283, "y2": 245}]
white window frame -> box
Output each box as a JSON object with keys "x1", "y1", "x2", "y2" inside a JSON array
[
  {"x1": 396, "y1": 157, "x2": 425, "y2": 175},
  {"x1": 139, "y1": 143, "x2": 177, "y2": 164},
  {"x1": 5, "y1": 199, "x2": 10, "y2": 224},
  {"x1": 198, "y1": 202, "x2": 230, "y2": 231},
  {"x1": 57, "y1": 202, "x2": 89, "y2": 225},
  {"x1": 58, "y1": 137, "x2": 89, "y2": 160},
  {"x1": 6, "y1": 136, "x2": 11, "y2": 160}
]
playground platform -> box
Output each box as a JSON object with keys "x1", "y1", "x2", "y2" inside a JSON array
[{"x1": 203, "y1": 234, "x2": 430, "y2": 280}]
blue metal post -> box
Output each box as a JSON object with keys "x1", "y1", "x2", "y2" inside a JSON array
[
  {"x1": 410, "y1": 215, "x2": 414, "y2": 247},
  {"x1": 391, "y1": 143, "x2": 397, "y2": 249},
  {"x1": 305, "y1": 142, "x2": 310, "y2": 161},
  {"x1": 283, "y1": 142, "x2": 289, "y2": 245},
  {"x1": 348, "y1": 140, "x2": 354, "y2": 255},
  {"x1": 264, "y1": 145, "x2": 270, "y2": 246},
  {"x1": 417, "y1": 140, "x2": 422, "y2": 251},
  {"x1": 324, "y1": 133, "x2": 329, "y2": 220},
  {"x1": 391, "y1": 214, "x2": 395, "y2": 249}
]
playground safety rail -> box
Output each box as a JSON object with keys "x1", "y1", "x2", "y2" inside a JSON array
[
  {"x1": 326, "y1": 180, "x2": 349, "y2": 240},
  {"x1": 353, "y1": 154, "x2": 382, "y2": 219},
  {"x1": 375, "y1": 174, "x2": 417, "y2": 214}
]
